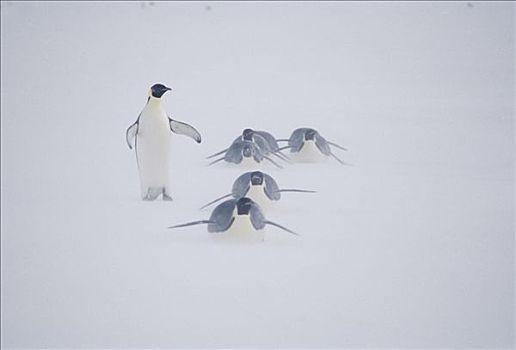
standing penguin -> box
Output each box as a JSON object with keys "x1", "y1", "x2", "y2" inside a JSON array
[{"x1": 126, "y1": 83, "x2": 202, "y2": 200}]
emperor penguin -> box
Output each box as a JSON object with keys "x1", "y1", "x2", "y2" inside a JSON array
[
  {"x1": 126, "y1": 83, "x2": 202, "y2": 200},
  {"x1": 199, "y1": 170, "x2": 316, "y2": 210},
  {"x1": 206, "y1": 128, "x2": 289, "y2": 162},
  {"x1": 277, "y1": 128, "x2": 348, "y2": 165},
  {"x1": 169, "y1": 197, "x2": 298, "y2": 242},
  {"x1": 208, "y1": 140, "x2": 283, "y2": 168}
]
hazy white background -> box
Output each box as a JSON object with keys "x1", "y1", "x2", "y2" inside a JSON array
[{"x1": 1, "y1": 1, "x2": 514, "y2": 348}]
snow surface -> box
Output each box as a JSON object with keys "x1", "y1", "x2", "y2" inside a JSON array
[{"x1": 1, "y1": 1, "x2": 514, "y2": 348}]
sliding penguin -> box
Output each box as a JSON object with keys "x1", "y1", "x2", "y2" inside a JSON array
[
  {"x1": 169, "y1": 197, "x2": 298, "y2": 241},
  {"x1": 126, "y1": 83, "x2": 202, "y2": 200},
  {"x1": 206, "y1": 128, "x2": 289, "y2": 162},
  {"x1": 278, "y1": 128, "x2": 348, "y2": 165},
  {"x1": 208, "y1": 140, "x2": 283, "y2": 169},
  {"x1": 200, "y1": 171, "x2": 316, "y2": 210}
]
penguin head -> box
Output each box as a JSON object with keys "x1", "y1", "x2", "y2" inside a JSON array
[
  {"x1": 242, "y1": 128, "x2": 254, "y2": 141},
  {"x1": 149, "y1": 83, "x2": 171, "y2": 98},
  {"x1": 304, "y1": 128, "x2": 318, "y2": 141},
  {"x1": 250, "y1": 171, "x2": 264, "y2": 186},
  {"x1": 236, "y1": 197, "x2": 254, "y2": 215},
  {"x1": 242, "y1": 144, "x2": 253, "y2": 158}
]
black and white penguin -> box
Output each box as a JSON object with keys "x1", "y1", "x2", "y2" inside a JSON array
[{"x1": 126, "y1": 83, "x2": 201, "y2": 200}]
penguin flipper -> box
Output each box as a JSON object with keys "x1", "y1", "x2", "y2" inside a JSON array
[
  {"x1": 223, "y1": 143, "x2": 244, "y2": 164},
  {"x1": 206, "y1": 148, "x2": 229, "y2": 159},
  {"x1": 264, "y1": 155, "x2": 283, "y2": 169},
  {"x1": 289, "y1": 128, "x2": 310, "y2": 147},
  {"x1": 263, "y1": 174, "x2": 281, "y2": 200},
  {"x1": 276, "y1": 189, "x2": 317, "y2": 194},
  {"x1": 277, "y1": 145, "x2": 292, "y2": 152},
  {"x1": 249, "y1": 202, "x2": 267, "y2": 230},
  {"x1": 169, "y1": 118, "x2": 202, "y2": 143},
  {"x1": 264, "y1": 220, "x2": 299, "y2": 236},
  {"x1": 168, "y1": 220, "x2": 214, "y2": 229},
  {"x1": 200, "y1": 193, "x2": 233, "y2": 210},
  {"x1": 231, "y1": 173, "x2": 252, "y2": 198},
  {"x1": 330, "y1": 152, "x2": 351, "y2": 166},
  {"x1": 209, "y1": 157, "x2": 225, "y2": 166},
  {"x1": 271, "y1": 151, "x2": 291, "y2": 163},
  {"x1": 209, "y1": 199, "x2": 238, "y2": 232},
  {"x1": 328, "y1": 141, "x2": 348, "y2": 151},
  {"x1": 315, "y1": 135, "x2": 331, "y2": 156},
  {"x1": 126, "y1": 121, "x2": 139, "y2": 149}
]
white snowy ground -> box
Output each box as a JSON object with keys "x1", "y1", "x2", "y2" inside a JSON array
[{"x1": 1, "y1": 1, "x2": 514, "y2": 348}]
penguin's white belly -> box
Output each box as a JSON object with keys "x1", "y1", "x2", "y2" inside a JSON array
[
  {"x1": 229, "y1": 214, "x2": 256, "y2": 234},
  {"x1": 246, "y1": 184, "x2": 272, "y2": 210},
  {"x1": 212, "y1": 213, "x2": 264, "y2": 243},
  {"x1": 238, "y1": 156, "x2": 261, "y2": 169},
  {"x1": 136, "y1": 114, "x2": 171, "y2": 195},
  {"x1": 291, "y1": 140, "x2": 329, "y2": 163}
]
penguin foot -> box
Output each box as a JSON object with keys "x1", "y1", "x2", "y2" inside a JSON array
[
  {"x1": 142, "y1": 187, "x2": 164, "y2": 201},
  {"x1": 162, "y1": 188, "x2": 173, "y2": 201}
]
